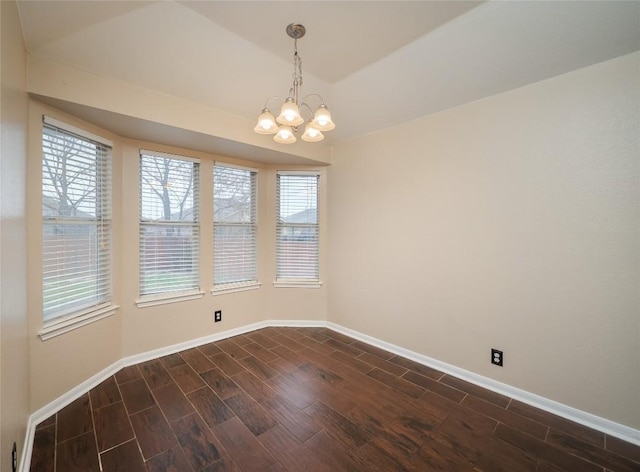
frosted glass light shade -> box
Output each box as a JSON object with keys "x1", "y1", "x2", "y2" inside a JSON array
[
  {"x1": 276, "y1": 98, "x2": 304, "y2": 126},
  {"x1": 313, "y1": 105, "x2": 335, "y2": 131},
  {"x1": 254, "y1": 109, "x2": 278, "y2": 134},
  {"x1": 273, "y1": 125, "x2": 296, "y2": 144},
  {"x1": 301, "y1": 121, "x2": 324, "y2": 142}
]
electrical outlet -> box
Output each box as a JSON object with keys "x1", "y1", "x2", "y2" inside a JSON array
[
  {"x1": 491, "y1": 348, "x2": 503, "y2": 367},
  {"x1": 214, "y1": 310, "x2": 222, "y2": 323}
]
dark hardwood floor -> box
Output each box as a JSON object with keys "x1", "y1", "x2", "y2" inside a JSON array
[{"x1": 30, "y1": 327, "x2": 640, "y2": 471}]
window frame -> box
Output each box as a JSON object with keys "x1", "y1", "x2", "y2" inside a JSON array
[
  {"x1": 212, "y1": 162, "x2": 261, "y2": 295},
  {"x1": 136, "y1": 150, "x2": 204, "y2": 307},
  {"x1": 274, "y1": 171, "x2": 322, "y2": 288},
  {"x1": 39, "y1": 116, "x2": 119, "y2": 340}
]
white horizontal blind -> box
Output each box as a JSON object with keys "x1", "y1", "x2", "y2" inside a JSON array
[
  {"x1": 139, "y1": 152, "x2": 200, "y2": 296},
  {"x1": 213, "y1": 164, "x2": 258, "y2": 286},
  {"x1": 42, "y1": 122, "x2": 112, "y2": 322},
  {"x1": 276, "y1": 173, "x2": 319, "y2": 281}
]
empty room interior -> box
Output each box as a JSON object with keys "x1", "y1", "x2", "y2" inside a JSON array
[{"x1": 1, "y1": 1, "x2": 639, "y2": 471}]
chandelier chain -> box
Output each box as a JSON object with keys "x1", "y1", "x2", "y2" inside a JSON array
[{"x1": 293, "y1": 38, "x2": 303, "y2": 93}]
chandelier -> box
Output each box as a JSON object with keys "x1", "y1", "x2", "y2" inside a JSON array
[{"x1": 254, "y1": 23, "x2": 335, "y2": 144}]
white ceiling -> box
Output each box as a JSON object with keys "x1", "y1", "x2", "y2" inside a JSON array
[
  {"x1": 15, "y1": 1, "x2": 640, "y2": 152},
  {"x1": 180, "y1": 1, "x2": 481, "y2": 83}
]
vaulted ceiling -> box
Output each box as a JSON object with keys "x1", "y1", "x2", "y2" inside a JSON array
[{"x1": 15, "y1": 1, "x2": 640, "y2": 161}]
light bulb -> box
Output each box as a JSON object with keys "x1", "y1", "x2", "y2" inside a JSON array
[
  {"x1": 301, "y1": 121, "x2": 324, "y2": 142},
  {"x1": 276, "y1": 98, "x2": 304, "y2": 126},
  {"x1": 253, "y1": 109, "x2": 278, "y2": 134},
  {"x1": 313, "y1": 105, "x2": 335, "y2": 131},
  {"x1": 273, "y1": 125, "x2": 297, "y2": 144}
]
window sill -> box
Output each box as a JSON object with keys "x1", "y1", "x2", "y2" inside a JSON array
[
  {"x1": 211, "y1": 282, "x2": 262, "y2": 296},
  {"x1": 136, "y1": 290, "x2": 205, "y2": 308},
  {"x1": 273, "y1": 280, "x2": 323, "y2": 289},
  {"x1": 38, "y1": 303, "x2": 119, "y2": 341}
]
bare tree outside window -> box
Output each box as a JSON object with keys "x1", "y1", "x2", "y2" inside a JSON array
[
  {"x1": 139, "y1": 153, "x2": 199, "y2": 296},
  {"x1": 213, "y1": 165, "x2": 257, "y2": 286},
  {"x1": 43, "y1": 131, "x2": 100, "y2": 218},
  {"x1": 214, "y1": 166, "x2": 253, "y2": 223},
  {"x1": 42, "y1": 123, "x2": 112, "y2": 321},
  {"x1": 140, "y1": 156, "x2": 194, "y2": 222}
]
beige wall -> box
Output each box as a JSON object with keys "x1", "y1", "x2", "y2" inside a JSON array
[
  {"x1": 118, "y1": 142, "x2": 329, "y2": 356},
  {"x1": 263, "y1": 164, "x2": 329, "y2": 323},
  {"x1": 118, "y1": 141, "x2": 271, "y2": 356},
  {"x1": 26, "y1": 102, "x2": 123, "y2": 411},
  {"x1": 26, "y1": 104, "x2": 329, "y2": 408},
  {"x1": 328, "y1": 52, "x2": 640, "y2": 429},
  {"x1": 1, "y1": 1, "x2": 30, "y2": 469},
  {"x1": 26, "y1": 55, "x2": 332, "y2": 165},
  {"x1": 8, "y1": 1, "x2": 637, "y2": 446}
]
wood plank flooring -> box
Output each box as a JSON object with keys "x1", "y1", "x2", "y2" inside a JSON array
[{"x1": 30, "y1": 327, "x2": 640, "y2": 471}]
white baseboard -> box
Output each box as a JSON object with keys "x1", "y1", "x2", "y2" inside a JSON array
[
  {"x1": 20, "y1": 320, "x2": 640, "y2": 471},
  {"x1": 19, "y1": 320, "x2": 273, "y2": 471},
  {"x1": 19, "y1": 359, "x2": 126, "y2": 472},
  {"x1": 121, "y1": 320, "x2": 271, "y2": 367},
  {"x1": 327, "y1": 322, "x2": 640, "y2": 447}
]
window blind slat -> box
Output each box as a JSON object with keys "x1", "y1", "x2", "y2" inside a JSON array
[
  {"x1": 276, "y1": 174, "x2": 319, "y2": 281},
  {"x1": 213, "y1": 164, "x2": 258, "y2": 286},
  {"x1": 140, "y1": 154, "x2": 200, "y2": 296},
  {"x1": 42, "y1": 122, "x2": 112, "y2": 322}
]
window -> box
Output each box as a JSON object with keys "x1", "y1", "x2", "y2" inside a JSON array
[
  {"x1": 139, "y1": 151, "x2": 200, "y2": 302},
  {"x1": 276, "y1": 172, "x2": 320, "y2": 284},
  {"x1": 213, "y1": 164, "x2": 258, "y2": 292},
  {"x1": 42, "y1": 117, "x2": 113, "y2": 324}
]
